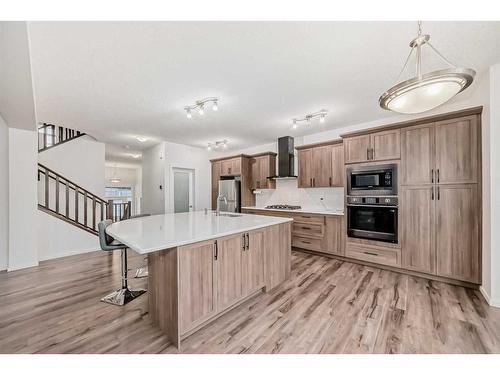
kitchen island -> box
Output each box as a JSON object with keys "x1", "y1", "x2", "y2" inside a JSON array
[{"x1": 106, "y1": 211, "x2": 292, "y2": 349}]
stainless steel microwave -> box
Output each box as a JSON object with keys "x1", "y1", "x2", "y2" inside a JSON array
[{"x1": 346, "y1": 163, "x2": 397, "y2": 196}]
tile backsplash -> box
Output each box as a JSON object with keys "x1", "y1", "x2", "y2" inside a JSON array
[{"x1": 254, "y1": 179, "x2": 344, "y2": 211}]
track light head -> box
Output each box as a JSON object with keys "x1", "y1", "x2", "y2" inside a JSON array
[{"x1": 212, "y1": 101, "x2": 218, "y2": 111}]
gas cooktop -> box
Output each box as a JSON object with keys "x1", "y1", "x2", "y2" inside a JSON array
[{"x1": 265, "y1": 205, "x2": 302, "y2": 210}]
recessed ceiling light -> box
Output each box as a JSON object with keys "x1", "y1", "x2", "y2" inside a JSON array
[{"x1": 136, "y1": 137, "x2": 147, "y2": 142}]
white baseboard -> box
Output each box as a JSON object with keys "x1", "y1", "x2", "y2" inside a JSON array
[
  {"x1": 7, "y1": 260, "x2": 39, "y2": 272},
  {"x1": 38, "y1": 247, "x2": 98, "y2": 262},
  {"x1": 480, "y1": 286, "x2": 500, "y2": 308}
]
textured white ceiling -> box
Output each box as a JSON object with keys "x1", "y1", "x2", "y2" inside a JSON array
[{"x1": 27, "y1": 21, "x2": 500, "y2": 153}]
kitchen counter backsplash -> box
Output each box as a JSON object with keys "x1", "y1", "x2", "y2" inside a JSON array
[{"x1": 254, "y1": 178, "x2": 344, "y2": 212}]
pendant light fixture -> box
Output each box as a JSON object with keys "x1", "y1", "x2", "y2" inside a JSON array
[{"x1": 379, "y1": 22, "x2": 475, "y2": 114}]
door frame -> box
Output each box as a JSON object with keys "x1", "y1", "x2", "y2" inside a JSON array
[{"x1": 170, "y1": 167, "x2": 195, "y2": 213}]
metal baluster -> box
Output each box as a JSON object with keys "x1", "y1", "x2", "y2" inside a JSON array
[
  {"x1": 65, "y1": 182, "x2": 69, "y2": 218},
  {"x1": 84, "y1": 192, "x2": 88, "y2": 226},
  {"x1": 55, "y1": 175, "x2": 60, "y2": 213}
]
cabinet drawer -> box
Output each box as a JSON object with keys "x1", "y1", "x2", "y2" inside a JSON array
[
  {"x1": 292, "y1": 222, "x2": 324, "y2": 238},
  {"x1": 292, "y1": 236, "x2": 322, "y2": 251},
  {"x1": 346, "y1": 243, "x2": 401, "y2": 268},
  {"x1": 291, "y1": 213, "x2": 325, "y2": 224}
]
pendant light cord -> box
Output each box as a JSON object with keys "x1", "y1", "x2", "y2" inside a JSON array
[{"x1": 426, "y1": 41, "x2": 458, "y2": 68}]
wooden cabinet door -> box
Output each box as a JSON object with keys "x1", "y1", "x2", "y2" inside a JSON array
[
  {"x1": 178, "y1": 240, "x2": 216, "y2": 332},
  {"x1": 323, "y1": 216, "x2": 344, "y2": 255},
  {"x1": 371, "y1": 129, "x2": 401, "y2": 161},
  {"x1": 312, "y1": 146, "x2": 332, "y2": 187},
  {"x1": 215, "y1": 235, "x2": 243, "y2": 310},
  {"x1": 401, "y1": 186, "x2": 435, "y2": 274},
  {"x1": 330, "y1": 144, "x2": 344, "y2": 187},
  {"x1": 242, "y1": 229, "x2": 265, "y2": 295},
  {"x1": 265, "y1": 222, "x2": 292, "y2": 290},
  {"x1": 401, "y1": 123, "x2": 435, "y2": 185},
  {"x1": 344, "y1": 135, "x2": 370, "y2": 164},
  {"x1": 250, "y1": 157, "x2": 261, "y2": 189},
  {"x1": 221, "y1": 158, "x2": 241, "y2": 176},
  {"x1": 231, "y1": 158, "x2": 242, "y2": 175},
  {"x1": 211, "y1": 161, "x2": 221, "y2": 209},
  {"x1": 298, "y1": 149, "x2": 313, "y2": 188},
  {"x1": 435, "y1": 184, "x2": 480, "y2": 283},
  {"x1": 435, "y1": 116, "x2": 478, "y2": 184}
]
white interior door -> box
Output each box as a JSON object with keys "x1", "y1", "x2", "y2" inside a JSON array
[{"x1": 173, "y1": 168, "x2": 195, "y2": 213}]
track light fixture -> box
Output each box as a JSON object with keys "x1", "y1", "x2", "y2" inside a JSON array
[
  {"x1": 185, "y1": 97, "x2": 219, "y2": 119},
  {"x1": 292, "y1": 110, "x2": 328, "y2": 129},
  {"x1": 207, "y1": 139, "x2": 228, "y2": 151}
]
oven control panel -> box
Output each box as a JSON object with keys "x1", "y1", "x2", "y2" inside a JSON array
[{"x1": 347, "y1": 196, "x2": 398, "y2": 206}]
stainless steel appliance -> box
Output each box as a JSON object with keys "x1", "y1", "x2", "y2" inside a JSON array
[
  {"x1": 346, "y1": 196, "x2": 398, "y2": 243},
  {"x1": 265, "y1": 205, "x2": 301, "y2": 210},
  {"x1": 347, "y1": 163, "x2": 397, "y2": 196},
  {"x1": 218, "y1": 179, "x2": 241, "y2": 213}
]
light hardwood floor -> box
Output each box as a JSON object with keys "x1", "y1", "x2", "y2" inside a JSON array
[{"x1": 1, "y1": 250, "x2": 499, "y2": 354}]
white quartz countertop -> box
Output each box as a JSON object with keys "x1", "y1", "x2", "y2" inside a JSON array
[
  {"x1": 241, "y1": 206, "x2": 344, "y2": 216},
  {"x1": 106, "y1": 211, "x2": 293, "y2": 254}
]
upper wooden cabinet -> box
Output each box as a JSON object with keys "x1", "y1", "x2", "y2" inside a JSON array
[
  {"x1": 402, "y1": 115, "x2": 479, "y2": 186},
  {"x1": 297, "y1": 141, "x2": 344, "y2": 188},
  {"x1": 220, "y1": 157, "x2": 241, "y2": 176},
  {"x1": 401, "y1": 123, "x2": 435, "y2": 185},
  {"x1": 344, "y1": 129, "x2": 401, "y2": 164},
  {"x1": 250, "y1": 153, "x2": 276, "y2": 190},
  {"x1": 211, "y1": 161, "x2": 222, "y2": 209},
  {"x1": 434, "y1": 115, "x2": 479, "y2": 184}
]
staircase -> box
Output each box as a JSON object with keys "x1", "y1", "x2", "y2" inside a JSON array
[{"x1": 37, "y1": 124, "x2": 131, "y2": 235}]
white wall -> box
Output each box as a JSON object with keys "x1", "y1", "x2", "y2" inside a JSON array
[
  {"x1": 0, "y1": 22, "x2": 37, "y2": 131},
  {"x1": 0, "y1": 115, "x2": 8, "y2": 270},
  {"x1": 483, "y1": 63, "x2": 500, "y2": 307},
  {"x1": 141, "y1": 143, "x2": 166, "y2": 215},
  {"x1": 8, "y1": 128, "x2": 38, "y2": 270},
  {"x1": 38, "y1": 136, "x2": 106, "y2": 197}
]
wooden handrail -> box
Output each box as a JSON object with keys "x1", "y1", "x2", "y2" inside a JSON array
[
  {"x1": 37, "y1": 164, "x2": 131, "y2": 235},
  {"x1": 38, "y1": 123, "x2": 86, "y2": 153}
]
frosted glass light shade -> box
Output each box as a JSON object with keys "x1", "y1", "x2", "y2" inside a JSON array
[{"x1": 379, "y1": 68, "x2": 475, "y2": 114}]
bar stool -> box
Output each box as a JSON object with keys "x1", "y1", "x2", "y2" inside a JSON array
[
  {"x1": 129, "y1": 214, "x2": 150, "y2": 278},
  {"x1": 98, "y1": 220, "x2": 146, "y2": 306}
]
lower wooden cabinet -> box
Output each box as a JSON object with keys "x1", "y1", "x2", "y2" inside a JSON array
[
  {"x1": 242, "y1": 229, "x2": 266, "y2": 295},
  {"x1": 178, "y1": 240, "x2": 216, "y2": 333},
  {"x1": 215, "y1": 234, "x2": 243, "y2": 311},
  {"x1": 401, "y1": 185, "x2": 435, "y2": 274},
  {"x1": 323, "y1": 216, "x2": 344, "y2": 256},
  {"x1": 435, "y1": 184, "x2": 480, "y2": 283},
  {"x1": 346, "y1": 242, "x2": 401, "y2": 268}
]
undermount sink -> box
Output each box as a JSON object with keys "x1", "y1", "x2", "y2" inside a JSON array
[{"x1": 217, "y1": 213, "x2": 243, "y2": 217}]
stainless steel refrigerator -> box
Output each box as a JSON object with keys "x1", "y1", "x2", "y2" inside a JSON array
[{"x1": 218, "y1": 179, "x2": 241, "y2": 213}]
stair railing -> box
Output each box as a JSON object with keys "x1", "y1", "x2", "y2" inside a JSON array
[
  {"x1": 37, "y1": 163, "x2": 130, "y2": 235},
  {"x1": 38, "y1": 123, "x2": 86, "y2": 153}
]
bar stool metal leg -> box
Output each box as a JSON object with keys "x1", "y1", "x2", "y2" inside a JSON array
[
  {"x1": 134, "y1": 256, "x2": 148, "y2": 278},
  {"x1": 101, "y1": 248, "x2": 146, "y2": 306}
]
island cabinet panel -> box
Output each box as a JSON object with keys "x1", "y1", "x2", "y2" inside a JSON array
[
  {"x1": 178, "y1": 240, "x2": 216, "y2": 333},
  {"x1": 401, "y1": 186, "x2": 435, "y2": 274},
  {"x1": 215, "y1": 234, "x2": 243, "y2": 311},
  {"x1": 298, "y1": 149, "x2": 313, "y2": 188},
  {"x1": 435, "y1": 184, "x2": 480, "y2": 283},
  {"x1": 434, "y1": 115, "x2": 479, "y2": 184},
  {"x1": 242, "y1": 229, "x2": 266, "y2": 295},
  {"x1": 265, "y1": 222, "x2": 292, "y2": 290},
  {"x1": 371, "y1": 129, "x2": 401, "y2": 161},
  {"x1": 401, "y1": 123, "x2": 435, "y2": 185},
  {"x1": 344, "y1": 134, "x2": 371, "y2": 164}
]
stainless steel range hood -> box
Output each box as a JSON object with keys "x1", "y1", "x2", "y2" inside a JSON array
[{"x1": 268, "y1": 136, "x2": 297, "y2": 179}]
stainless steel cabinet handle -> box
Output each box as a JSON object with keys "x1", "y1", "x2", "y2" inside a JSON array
[
  {"x1": 437, "y1": 186, "x2": 440, "y2": 200},
  {"x1": 329, "y1": 176, "x2": 332, "y2": 186},
  {"x1": 431, "y1": 169, "x2": 434, "y2": 183},
  {"x1": 302, "y1": 240, "x2": 312, "y2": 244},
  {"x1": 371, "y1": 148, "x2": 375, "y2": 160},
  {"x1": 313, "y1": 178, "x2": 315, "y2": 187},
  {"x1": 301, "y1": 226, "x2": 312, "y2": 230},
  {"x1": 437, "y1": 169, "x2": 440, "y2": 183},
  {"x1": 367, "y1": 148, "x2": 370, "y2": 160},
  {"x1": 310, "y1": 178, "x2": 313, "y2": 187},
  {"x1": 214, "y1": 240, "x2": 219, "y2": 260},
  {"x1": 431, "y1": 186, "x2": 434, "y2": 200},
  {"x1": 364, "y1": 251, "x2": 378, "y2": 256},
  {"x1": 242, "y1": 234, "x2": 246, "y2": 250},
  {"x1": 246, "y1": 233, "x2": 250, "y2": 250}
]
